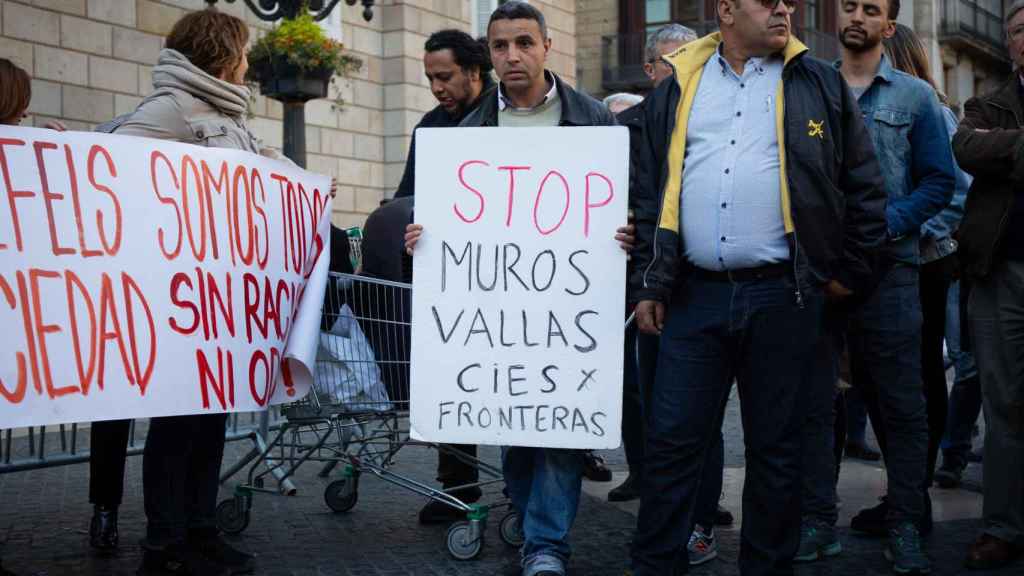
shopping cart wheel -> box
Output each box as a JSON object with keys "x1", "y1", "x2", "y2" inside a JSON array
[
  {"x1": 446, "y1": 521, "x2": 484, "y2": 560},
  {"x1": 498, "y1": 511, "x2": 524, "y2": 547},
  {"x1": 216, "y1": 497, "x2": 250, "y2": 535},
  {"x1": 324, "y1": 477, "x2": 358, "y2": 512}
]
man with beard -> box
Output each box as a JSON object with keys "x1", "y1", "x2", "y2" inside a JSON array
[
  {"x1": 628, "y1": 1, "x2": 888, "y2": 574},
  {"x1": 385, "y1": 28, "x2": 495, "y2": 523},
  {"x1": 395, "y1": 29, "x2": 495, "y2": 199},
  {"x1": 796, "y1": 1, "x2": 953, "y2": 573}
]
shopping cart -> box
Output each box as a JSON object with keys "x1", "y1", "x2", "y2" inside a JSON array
[{"x1": 215, "y1": 272, "x2": 523, "y2": 560}]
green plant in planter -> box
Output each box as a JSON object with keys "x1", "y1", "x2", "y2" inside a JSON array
[{"x1": 248, "y1": 12, "x2": 362, "y2": 106}]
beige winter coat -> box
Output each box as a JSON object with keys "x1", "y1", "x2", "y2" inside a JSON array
[{"x1": 100, "y1": 49, "x2": 281, "y2": 160}]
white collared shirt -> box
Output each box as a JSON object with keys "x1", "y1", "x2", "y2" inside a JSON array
[{"x1": 497, "y1": 71, "x2": 557, "y2": 112}]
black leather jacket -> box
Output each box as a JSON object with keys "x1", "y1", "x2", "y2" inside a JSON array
[{"x1": 631, "y1": 34, "x2": 887, "y2": 305}]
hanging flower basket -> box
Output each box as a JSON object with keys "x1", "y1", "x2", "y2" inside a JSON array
[{"x1": 247, "y1": 13, "x2": 362, "y2": 104}]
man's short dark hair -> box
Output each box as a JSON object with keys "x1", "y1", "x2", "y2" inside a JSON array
[
  {"x1": 425, "y1": 29, "x2": 493, "y2": 77},
  {"x1": 487, "y1": 1, "x2": 548, "y2": 40}
]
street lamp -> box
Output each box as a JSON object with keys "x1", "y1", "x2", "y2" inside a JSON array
[
  {"x1": 204, "y1": 0, "x2": 375, "y2": 22},
  {"x1": 202, "y1": 0, "x2": 372, "y2": 167}
]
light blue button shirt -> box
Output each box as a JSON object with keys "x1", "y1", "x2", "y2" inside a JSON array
[{"x1": 681, "y1": 48, "x2": 789, "y2": 271}]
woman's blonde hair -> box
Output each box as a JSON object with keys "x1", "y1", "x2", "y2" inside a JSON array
[
  {"x1": 0, "y1": 58, "x2": 31, "y2": 125},
  {"x1": 165, "y1": 9, "x2": 249, "y2": 79}
]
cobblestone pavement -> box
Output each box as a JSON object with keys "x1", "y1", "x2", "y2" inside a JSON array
[{"x1": 0, "y1": 388, "x2": 1012, "y2": 576}]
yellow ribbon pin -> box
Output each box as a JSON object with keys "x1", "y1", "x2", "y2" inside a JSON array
[{"x1": 808, "y1": 120, "x2": 824, "y2": 139}]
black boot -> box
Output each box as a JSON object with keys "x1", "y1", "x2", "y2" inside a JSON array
[
  {"x1": 0, "y1": 558, "x2": 16, "y2": 576},
  {"x1": 189, "y1": 533, "x2": 255, "y2": 575},
  {"x1": 90, "y1": 505, "x2": 120, "y2": 552},
  {"x1": 418, "y1": 485, "x2": 483, "y2": 525},
  {"x1": 608, "y1": 474, "x2": 640, "y2": 502},
  {"x1": 138, "y1": 541, "x2": 228, "y2": 576}
]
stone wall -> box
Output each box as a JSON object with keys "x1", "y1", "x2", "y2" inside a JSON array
[{"x1": 0, "y1": 0, "x2": 578, "y2": 229}]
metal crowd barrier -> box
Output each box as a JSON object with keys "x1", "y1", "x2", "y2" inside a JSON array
[{"x1": 0, "y1": 408, "x2": 300, "y2": 494}]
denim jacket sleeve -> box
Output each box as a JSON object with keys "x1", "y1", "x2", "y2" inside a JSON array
[
  {"x1": 920, "y1": 106, "x2": 970, "y2": 241},
  {"x1": 886, "y1": 88, "x2": 956, "y2": 238}
]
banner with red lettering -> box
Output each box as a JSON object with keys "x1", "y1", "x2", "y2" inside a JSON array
[
  {"x1": 409, "y1": 127, "x2": 628, "y2": 449},
  {"x1": 0, "y1": 125, "x2": 331, "y2": 428}
]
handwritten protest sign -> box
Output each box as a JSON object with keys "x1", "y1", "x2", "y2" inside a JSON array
[
  {"x1": 0, "y1": 126, "x2": 330, "y2": 428},
  {"x1": 409, "y1": 127, "x2": 628, "y2": 449}
]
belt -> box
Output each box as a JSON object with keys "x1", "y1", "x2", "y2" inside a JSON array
[{"x1": 692, "y1": 262, "x2": 790, "y2": 283}]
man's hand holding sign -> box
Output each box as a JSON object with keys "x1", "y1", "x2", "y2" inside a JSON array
[{"x1": 407, "y1": 126, "x2": 629, "y2": 450}]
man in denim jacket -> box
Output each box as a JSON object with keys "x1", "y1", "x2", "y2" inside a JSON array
[{"x1": 797, "y1": 1, "x2": 954, "y2": 574}]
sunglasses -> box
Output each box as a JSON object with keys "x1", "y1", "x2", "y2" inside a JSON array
[{"x1": 759, "y1": 0, "x2": 799, "y2": 9}]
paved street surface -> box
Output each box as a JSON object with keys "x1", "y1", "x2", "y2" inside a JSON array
[{"x1": 0, "y1": 388, "x2": 1014, "y2": 576}]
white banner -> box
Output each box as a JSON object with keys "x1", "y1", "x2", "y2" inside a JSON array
[
  {"x1": 0, "y1": 125, "x2": 331, "y2": 428},
  {"x1": 409, "y1": 127, "x2": 628, "y2": 449}
]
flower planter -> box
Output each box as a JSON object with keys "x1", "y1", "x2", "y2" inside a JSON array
[{"x1": 249, "y1": 56, "x2": 334, "y2": 103}]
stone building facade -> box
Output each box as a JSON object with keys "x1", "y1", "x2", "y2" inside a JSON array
[{"x1": 0, "y1": 0, "x2": 577, "y2": 229}]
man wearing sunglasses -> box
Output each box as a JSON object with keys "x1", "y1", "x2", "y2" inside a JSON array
[{"x1": 629, "y1": 0, "x2": 887, "y2": 574}]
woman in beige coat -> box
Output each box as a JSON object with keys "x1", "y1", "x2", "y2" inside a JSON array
[{"x1": 92, "y1": 9, "x2": 316, "y2": 576}]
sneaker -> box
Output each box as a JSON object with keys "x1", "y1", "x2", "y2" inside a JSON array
[
  {"x1": 851, "y1": 497, "x2": 889, "y2": 536},
  {"x1": 189, "y1": 535, "x2": 254, "y2": 574},
  {"x1": 794, "y1": 520, "x2": 842, "y2": 563},
  {"x1": 935, "y1": 464, "x2": 965, "y2": 489},
  {"x1": 137, "y1": 542, "x2": 229, "y2": 576},
  {"x1": 687, "y1": 525, "x2": 718, "y2": 566},
  {"x1": 885, "y1": 522, "x2": 932, "y2": 574}
]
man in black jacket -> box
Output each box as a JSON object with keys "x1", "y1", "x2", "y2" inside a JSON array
[
  {"x1": 394, "y1": 29, "x2": 495, "y2": 199},
  {"x1": 950, "y1": 1, "x2": 1024, "y2": 569},
  {"x1": 389, "y1": 29, "x2": 494, "y2": 524},
  {"x1": 628, "y1": 1, "x2": 887, "y2": 575}
]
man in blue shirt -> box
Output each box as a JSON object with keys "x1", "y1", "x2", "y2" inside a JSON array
[
  {"x1": 629, "y1": 1, "x2": 888, "y2": 574},
  {"x1": 796, "y1": 1, "x2": 954, "y2": 574}
]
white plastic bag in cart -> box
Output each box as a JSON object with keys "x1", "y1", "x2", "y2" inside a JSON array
[{"x1": 316, "y1": 304, "x2": 391, "y2": 411}]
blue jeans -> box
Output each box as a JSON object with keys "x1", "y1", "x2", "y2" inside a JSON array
[
  {"x1": 502, "y1": 447, "x2": 583, "y2": 576},
  {"x1": 847, "y1": 265, "x2": 928, "y2": 523},
  {"x1": 632, "y1": 274, "x2": 825, "y2": 576}
]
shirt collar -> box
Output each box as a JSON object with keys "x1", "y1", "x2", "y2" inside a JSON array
[
  {"x1": 498, "y1": 70, "x2": 557, "y2": 112},
  {"x1": 713, "y1": 44, "x2": 779, "y2": 78},
  {"x1": 832, "y1": 53, "x2": 895, "y2": 86}
]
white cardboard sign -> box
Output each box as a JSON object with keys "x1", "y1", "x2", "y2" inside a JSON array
[
  {"x1": 410, "y1": 127, "x2": 628, "y2": 449},
  {"x1": 0, "y1": 125, "x2": 330, "y2": 428}
]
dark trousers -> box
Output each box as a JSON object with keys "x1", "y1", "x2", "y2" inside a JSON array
[
  {"x1": 626, "y1": 309, "x2": 726, "y2": 529},
  {"x1": 844, "y1": 387, "x2": 870, "y2": 446},
  {"x1": 920, "y1": 256, "x2": 954, "y2": 485},
  {"x1": 800, "y1": 323, "x2": 842, "y2": 526},
  {"x1": 143, "y1": 414, "x2": 228, "y2": 543},
  {"x1": 437, "y1": 444, "x2": 479, "y2": 488},
  {"x1": 623, "y1": 321, "x2": 661, "y2": 479},
  {"x1": 849, "y1": 265, "x2": 928, "y2": 524},
  {"x1": 89, "y1": 419, "x2": 131, "y2": 508},
  {"x1": 622, "y1": 320, "x2": 644, "y2": 478},
  {"x1": 632, "y1": 275, "x2": 824, "y2": 576},
  {"x1": 969, "y1": 260, "x2": 1024, "y2": 545}
]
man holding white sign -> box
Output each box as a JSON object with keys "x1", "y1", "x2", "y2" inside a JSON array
[{"x1": 404, "y1": 4, "x2": 632, "y2": 576}]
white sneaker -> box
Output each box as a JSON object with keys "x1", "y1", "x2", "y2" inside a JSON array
[{"x1": 687, "y1": 525, "x2": 718, "y2": 566}]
